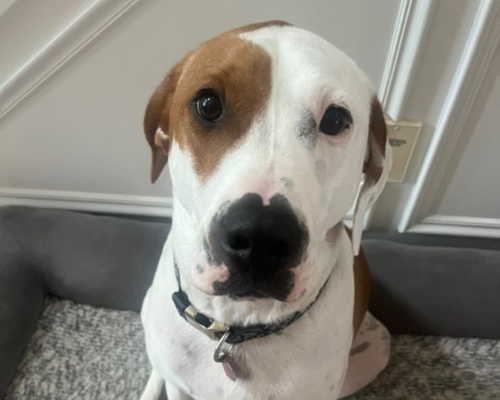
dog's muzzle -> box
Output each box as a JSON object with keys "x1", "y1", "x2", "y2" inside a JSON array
[{"x1": 206, "y1": 193, "x2": 309, "y2": 300}]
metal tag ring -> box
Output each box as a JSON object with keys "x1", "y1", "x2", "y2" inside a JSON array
[{"x1": 213, "y1": 331, "x2": 234, "y2": 363}]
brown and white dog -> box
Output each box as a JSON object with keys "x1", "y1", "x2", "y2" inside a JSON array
[{"x1": 140, "y1": 21, "x2": 392, "y2": 400}]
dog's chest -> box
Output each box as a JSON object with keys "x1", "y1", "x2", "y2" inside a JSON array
[
  {"x1": 183, "y1": 338, "x2": 348, "y2": 400},
  {"x1": 142, "y1": 241, "x2": 355, "y2": 400},
  {"x1": 145, "y1": 300, "x2": 352, "y2": 400}
]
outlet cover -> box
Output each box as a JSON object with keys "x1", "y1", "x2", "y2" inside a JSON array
[{"x1": 386, "y1": 119, "x2": 421, "y2": 182}]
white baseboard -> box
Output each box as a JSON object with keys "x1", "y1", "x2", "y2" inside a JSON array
[
  {"x1": 0, "y1": 188, "x2": 172, "y2": 217},
  {"x1": 0, "y1": 187, "x2": 358, "y2": 224},
  {"x1": 407, "y1": 214, "x2": 500, "y2": 238}
]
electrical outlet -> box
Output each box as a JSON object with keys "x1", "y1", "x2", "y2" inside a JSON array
[{"x1": 386, "y1": 119, "x2": 421, "y2": 182}]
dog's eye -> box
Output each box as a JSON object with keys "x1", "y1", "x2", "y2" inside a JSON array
[
  {"x1": 195, "y1": 91, "x2": 223, "y2": 122},
  {"x1": 319, "y1": 106, "x2": 352, "y2": 136}
]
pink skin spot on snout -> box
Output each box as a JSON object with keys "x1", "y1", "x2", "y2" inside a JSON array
[
  {"x1": 191, "y1": 260, "x2": 230, "y2": 295},
  {"x1": 260, "y1": 180, "x2": 277, "y2": 206},
  {"x1": 231, "y1": 170, "x2": 280, "y2": 206}
]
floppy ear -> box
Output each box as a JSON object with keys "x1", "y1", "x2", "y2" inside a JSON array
[
  {"x1": 351, "y1": 97, "x2": 392, "y2": 256},
  {"x1": 144, "y1": 61, "x2": 185, "y2": 183}
]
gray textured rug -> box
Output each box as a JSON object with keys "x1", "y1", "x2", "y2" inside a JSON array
[{"x1": 5, "y1": 298, "x2": 500, "y2": 400}]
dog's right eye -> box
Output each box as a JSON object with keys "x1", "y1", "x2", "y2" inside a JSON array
[{"x1": 195, "y1": 91, "x2": 223, "y2": 122}]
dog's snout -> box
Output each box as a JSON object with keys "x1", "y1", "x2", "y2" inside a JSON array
[
  {"x1": 221, "y1": 209, "x2": 297, "y2": 266},
  {"x1": 210, "y1": 193, "x2": 307, "y2": 274}
]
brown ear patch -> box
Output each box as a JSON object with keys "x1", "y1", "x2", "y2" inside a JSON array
[
  {"x1": 363, "y1": 97, "x2": 388, "y2": 181},
  {"x1": 369, "y1": 97, "x2": 387, "y2": 157},
  {"x1": 168, "y1": 33, "x2": 272, "y2": 181},
  {"x1": 144, "y1": 59, "x2": 189, "y2": 183}
]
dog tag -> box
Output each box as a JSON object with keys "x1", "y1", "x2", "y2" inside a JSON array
[
  {"x1": 214, "y1": 331, "x2": 239, "y2": 381},
  {"x1": 222, "y1": 356, "x2": 237, "y2": 381}
]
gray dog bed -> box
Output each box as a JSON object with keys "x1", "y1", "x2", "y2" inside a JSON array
[{"x1": 1, "y1": 206, "x2": 500, "y2": 399}]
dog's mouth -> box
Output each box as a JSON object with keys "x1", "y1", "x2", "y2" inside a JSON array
[
  {"x1": 210, "y1": 267, "x2": 299, "y2": 302},
  {"x1": 229, "y1": 289, "x2": 270, "y2": 301},
  {"x1": 193, "y1": 254, "x2": 311, "y2": 303}
]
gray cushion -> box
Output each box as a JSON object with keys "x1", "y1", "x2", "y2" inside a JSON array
[
  {"x1": 1, "y1": 205, "x2": 499, "y2": 397},
  {"x1": 364, "y1": 240, "x2": 500, "y2": 339},
  {"x1": 0, "y1": 206, "x2": 168, "y2": 397}
]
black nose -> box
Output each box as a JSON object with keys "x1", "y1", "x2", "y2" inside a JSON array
[{"x1": 209, "y1": 194, "x2": 307, "y2": 274}]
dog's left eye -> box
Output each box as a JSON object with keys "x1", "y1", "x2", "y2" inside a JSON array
[
  {"x1": 195, "y1": 91, "x2": 223, "y2": 122},
  {"x1": 319, "y1": 106, "x2": 352, "y2": 136}
]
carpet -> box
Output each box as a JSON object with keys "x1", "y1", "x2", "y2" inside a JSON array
[{"x1": 5, "y1": 298, "x2": 500, "y2": 400}]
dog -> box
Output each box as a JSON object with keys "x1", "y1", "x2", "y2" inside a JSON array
[{"x1": 140, "y1": 21, "x2": 392, "y2": 400}]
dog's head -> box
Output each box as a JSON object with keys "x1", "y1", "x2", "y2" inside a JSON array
[{"x1": 144, "y1": 21, "x2": 391, "y2": 305}]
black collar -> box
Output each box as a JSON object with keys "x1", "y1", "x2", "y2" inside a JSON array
[{"x1": 171, "y1": 260, "x2": 331, "y2": 345}]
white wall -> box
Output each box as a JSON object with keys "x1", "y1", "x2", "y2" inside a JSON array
[
  {"x1": 0, "y1": 0, "x2": 17, "y2": 17},
  {"x1": 368, "y1": 0, "x2": 500, "y2": 238},
  {"x1": 0, "y1": 0, "x2": 399, "y2": 216},
  {"x1": 1, "y1": 0, "x2": 499, "y2": 236},
  {"x1": 438, "y1": 65, "x2": 500, "y2": 219}
]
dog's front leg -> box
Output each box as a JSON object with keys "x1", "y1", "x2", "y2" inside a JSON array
[
  {"x1": 140, "y1": 370, "x2": 164, "y2": 400},
  {"x1": 166, "y1": 383, "x2": 194, "y2": 400}
]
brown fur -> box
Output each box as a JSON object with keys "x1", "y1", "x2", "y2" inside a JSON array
[
  {"x1": 144, "y1": 58, "x2": 188, "y2": 183},
  {"x1": 170, "y1": 35, "x2": 272, "y2": 181},
  {"x1": 344, "y1": 227, "x2": 370, "y2": 337},
  {"x1": 369, "y1": 97, "x2": 387, "y2": 155},
  {"x1": 232, "y1": 20, "x2": 292, "y2": 34},
  {"x1": 352, "y1": 247, "x2": 370, "y2": 336},
  {"x1": 144, "y1": 21, "x2": 292, "y2": 183},
  {"x1": 363, "y1": 97, "x2": 387, "y2": 180}
]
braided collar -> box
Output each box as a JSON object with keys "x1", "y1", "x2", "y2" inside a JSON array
[{"x1": 171, "y1": 259, "x2": 331, "y2": 345}]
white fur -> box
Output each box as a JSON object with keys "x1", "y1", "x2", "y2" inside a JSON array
[
  {"x1": 142, "y1": 230, "x2": 354, "y2": 400},
  {"x1": 141, "y1": 25, "x2": 390, "y2": 400},
  {"x1": 139, "y1": 369, "x2": 164, "y2": 400},
  {"x1": 352, "y1": 140, "x2": 393, "y2": 255}
]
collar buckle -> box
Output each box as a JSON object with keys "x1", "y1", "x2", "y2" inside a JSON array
[
  {"x1": 172, "y1": 256, "x2": 332, "y2": 345},
  {"x1": 172, "y1": 290, "x2": 229, "y2": 341},
  {"x1": 184, "y1": 305, "x2": 230, "y2": 341}
]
